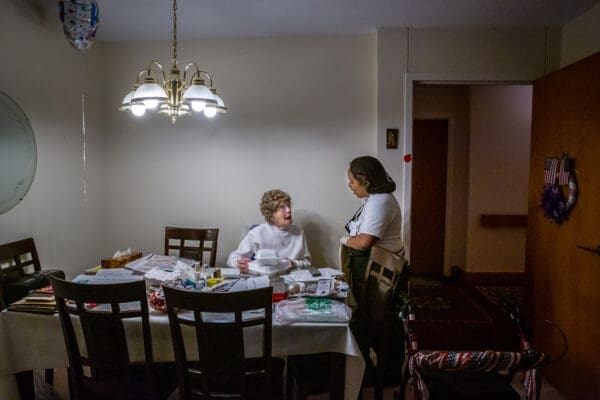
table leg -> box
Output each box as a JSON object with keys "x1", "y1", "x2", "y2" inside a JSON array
[
  {"x1": 330, "y1": 353, "x2": 346, "y2": 400},
  {"x1": 15, "y1": 370, "x2": 34, "y2": 400}
]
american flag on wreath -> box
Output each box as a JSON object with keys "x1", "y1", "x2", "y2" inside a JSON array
[
  {"x1": 544, "y1": 157, "x2": 559, "y2": 185},
  {"x1": 557, "y1": 156, "x2": 570, "y2": 185}
]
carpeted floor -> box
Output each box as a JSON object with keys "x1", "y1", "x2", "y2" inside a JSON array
[
  {"x1": 408, "y1": 282, "x2": 521, "y2": 351},
  {"x1": 476, "y1": 285, "x2": 525, "y2": 309}
]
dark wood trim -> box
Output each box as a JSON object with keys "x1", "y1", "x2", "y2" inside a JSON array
[{"x1": 480, "y1": 214, "x2": 527, "y2": 228}]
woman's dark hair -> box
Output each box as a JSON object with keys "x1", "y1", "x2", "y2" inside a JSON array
[{"x1": 349, "y1": 156, "x2": 396, "y2": 194}]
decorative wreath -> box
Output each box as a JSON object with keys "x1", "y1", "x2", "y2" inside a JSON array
[{"x1": 540, "y1": 154, "x2": 577, "y2": 224}]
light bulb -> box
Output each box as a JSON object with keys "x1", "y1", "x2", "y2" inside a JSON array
[
  {"x1": 191, "y1": 100, "x2": 206, "y2": 112},
  {"x1": 143, "y1": 99, "x2": 159, "y2": 109},
  {"x1": 131, "y1": 103, "x2": 146, "y2": 117},
  {"x1": 204, "y1": 107, "x2": 217, "y2": 118}
]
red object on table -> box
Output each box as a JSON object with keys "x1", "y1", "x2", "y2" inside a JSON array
[{"x1": 272, "y1": 292, "x2": 287, "y2": 303}]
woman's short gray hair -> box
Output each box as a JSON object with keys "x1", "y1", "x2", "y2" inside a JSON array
[{"x1": 260, "y1": 189, "x2": 292, "y2": 223}]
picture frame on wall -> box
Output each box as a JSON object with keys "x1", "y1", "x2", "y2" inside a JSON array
[{"x1": 386, "y1": 128, "x2": 398, "y2": 149}]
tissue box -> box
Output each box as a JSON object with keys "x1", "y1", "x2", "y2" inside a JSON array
[{"x1": 101, "y1": 252, "x2": 143, "y2": 269}]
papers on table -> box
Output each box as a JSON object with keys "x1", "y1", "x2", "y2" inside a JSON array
[
  {"x1": 125, "y1": 253, "x2": 195, "y2": 274},
  {"x1": 144, "y1": 260, "x2": 193, "y2": 283},
  {"x1": 289, "y1": 267, "x2": 343, "y2": 282},
  {"x1": 73, "y1": 268, "x2": 144, "y2": 284},
  {"x1": 228, "y1": 275, "x2": 270, "y2": 292},
  {"x1": 8, "y1": 292, "x2": 57, "y2": 314},
  {"x1": 285, "y1": 268, "x2": 348, "y2": 299}
]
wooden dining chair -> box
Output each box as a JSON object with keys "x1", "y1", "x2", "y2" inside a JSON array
[
  {"x1": 163, "y1": 285, "x2": 285, "y2": 400},
  {"x1": 354, "y1": 244, "x2": 409, "y2": 400},
  {"x1": 0, "y1": 237, "x2": 65, "y2": 308},
  {"x1": 164, "y1": 226, "x2": 219, "y2": 267},
  {"x1": 49, "y1": 276, "x2": 177, "y2": 400},
  {"x1": 0, "y1": 237, "x2": 65, "y2": 395},
  {"x1": 286, "y1": 245, "x2": 407, "y2": 400}
]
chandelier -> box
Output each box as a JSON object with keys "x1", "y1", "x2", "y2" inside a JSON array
[{"x1": 119, "y1": 0, "x2": 226, "y2": 123}]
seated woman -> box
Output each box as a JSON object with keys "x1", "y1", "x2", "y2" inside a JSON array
[{"x1": 227, "y1": 189, "x2": 312, "y2": 270}]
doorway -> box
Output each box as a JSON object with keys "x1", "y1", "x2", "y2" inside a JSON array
[
  {"x1": 404, "y1": 79, "x2": 532, "y2": 277},
  {"x1": 410, "y1": 119, "x2": 448, "y2": 275}
]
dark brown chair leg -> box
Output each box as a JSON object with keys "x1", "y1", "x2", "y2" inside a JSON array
[
  {"x1": 330, "y1": 354, "x2": 345, "y2": 400},
  {"x1": 285, "y1": 362, "x2": 294, "y2": 400},
  {"x1": 44, "y1": 368, "x2": 54, "y2": 385},
  {"x1": 16, "y1": 370, "x2": 34, "y2": 400}
]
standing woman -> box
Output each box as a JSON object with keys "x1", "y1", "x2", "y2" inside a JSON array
[{"x1": 340, "y1": 156, "x2": 405, "y2": 301}]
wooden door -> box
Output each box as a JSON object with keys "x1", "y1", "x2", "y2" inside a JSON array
[
  {"x1": 411, "y1": 119, "x2": 448, "y2": 275},
  {"x1": 527, "y1": 52, "x2": 600, "y2": 399}
]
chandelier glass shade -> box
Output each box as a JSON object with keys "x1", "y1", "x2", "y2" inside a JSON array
[{"x1": 119, "y1": 0, "x2": 226, "y2": 123}]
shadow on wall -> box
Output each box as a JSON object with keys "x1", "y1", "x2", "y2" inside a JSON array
[{"x1": 294, "y1": 210, "x2": 338, "y2": 268}]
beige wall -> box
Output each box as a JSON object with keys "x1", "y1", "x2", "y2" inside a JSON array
[
  {"x1": 413, "y1": 85, "x2": 470, "y2": 274},
  {"x1": 376, "y1": 27, "x2": 549, "y2": 260},
  {"x1": 466, "y1": 85, "x2": 532, "y2": 273},
  {"x1": 102, "y1": 36, "x2": 376, "y2": 267},
  {"x1": 0, "y1": 1, "x2": 106, "y2": 277},
  {"x1": 408, "y1": 28, "x2": 550, "y2": 75},
  {"x1": 561, "y1": 2, "x2": 600, "y2": 67}
]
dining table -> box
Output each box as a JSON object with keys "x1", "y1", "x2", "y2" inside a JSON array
[{"x1": 0, "y1": 273, "x2": 365, "y2": 400}]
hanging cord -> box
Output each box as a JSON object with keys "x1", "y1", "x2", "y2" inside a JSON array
[
  {"x1": 81, "y1": 59, "x2": 87, "y2": 204},
  {"x1": 535, "y1": 318, "x2": 568, "y2": 366},
  {"x1": 172, "y1": 0, "x2": 178, "y2": 66},
  {"x1": 406, "y1": 27, "x2": 410, "y2": 73}
]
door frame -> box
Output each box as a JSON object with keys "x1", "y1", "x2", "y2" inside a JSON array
[{"x1": 401, "y1": 72, "x2": 534, "y2": 275}]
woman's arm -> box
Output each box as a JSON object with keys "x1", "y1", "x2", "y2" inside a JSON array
[
  {"x1": 226, "y1": 232, "x2": 256, "y2": 268},
  {"x1": 288, "y1": 228, "x2": 312, "y2": 268},
  {"x1": 343, "y1": 233, "x2": 378, "y2": 251}
]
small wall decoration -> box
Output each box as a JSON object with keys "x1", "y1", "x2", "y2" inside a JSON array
[
  {"x1": 386, "y1": 128, "x2": 398, "y2": 149},
  {"x1": 540, "y1": 153, "x2": 577, "y2": 224}
]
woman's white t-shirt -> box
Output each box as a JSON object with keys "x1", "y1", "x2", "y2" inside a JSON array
[{"x1": 348, "y1": 193, "x2": 404, "y2": 254}]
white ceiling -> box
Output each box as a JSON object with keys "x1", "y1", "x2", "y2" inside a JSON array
[{"x1": 35, "y1": 0, "x2": 600, "y2": 41}]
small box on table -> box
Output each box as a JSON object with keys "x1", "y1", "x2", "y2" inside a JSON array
[{"x1": 101, "y1": 252, "x2": 143, "y2": 268}]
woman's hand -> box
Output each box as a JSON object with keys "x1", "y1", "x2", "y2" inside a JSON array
[
  {"x1": 285, "y1": 257, "x2": 295, "y2": 268},
  {"x1": 236, "y1": 257, "x2": 251, "y2": 271}
]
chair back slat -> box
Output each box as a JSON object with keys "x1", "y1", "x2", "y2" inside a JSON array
[
  {"x1": 164, "y1": 226, "x2": 219, "y2": 267},
  {"x1": 164, "y1": 285, "x2": 274, "y2": 399},
  {"x1": 359, "y1": 245, "x2": 408, "y2": 322},
  {"x1": 0, "y1": 238, "x2": 41, "y2": 278},
  {"x1": 0, "y1": 238, "x2": 64, "y2": 309}
]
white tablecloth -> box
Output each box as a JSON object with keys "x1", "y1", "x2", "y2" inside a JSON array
[{"x1": 0, "y1": 309, "x2": 365, "y2": 400}]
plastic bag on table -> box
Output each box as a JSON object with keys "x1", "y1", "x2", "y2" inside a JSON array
[{"x1": 274, "y1": 297, "x2": 352, "y2": 324}]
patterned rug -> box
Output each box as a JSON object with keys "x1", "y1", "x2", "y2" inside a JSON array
[
  {"x1": 408, "y1": 284, "x2": 520, "y2": 350},
  {"x1": 410, "y1": 285, "x2": 493, "y2": 324},
  {"x1": 475, "y1": 286, "x2": 525, "y2": 309}
]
